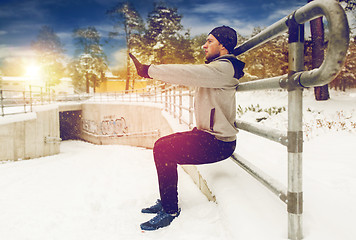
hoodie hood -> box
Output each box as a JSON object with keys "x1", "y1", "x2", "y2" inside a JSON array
[{"x1": 211, "y1": 54, "x2": 245, "y2": 79}]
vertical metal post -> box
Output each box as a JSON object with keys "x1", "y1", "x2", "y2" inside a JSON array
[
  {"x1": 171, "y1": 88, "x2": 173, "y2": 115},
  {"x1": 189, "y1": 87, "x2": 194, "y2": 130},
  {"x1": 0, "y1": 90, "x2": 4, "y2": 116},
  {"x1": 164, "y1": 88, "x2": 168, "y2": 111},
  {"x1": 179, "y1": 87, "x2": 183, "y2": 124},
  {"x1": 40, "y1": 87, "x2": 43, "y2": 105},
  {"x1": 287, "y1": 15, "x2": 304, "y2": 240},
  {"x1": 173, "y1": 87, "x2": 176, "y2": 118},
  {"x1": 29, "y1": 85, "x2": 33, "y2": 112},
  {"x1": 23, "y1": 90, "x2": 27, "y2": 113}
]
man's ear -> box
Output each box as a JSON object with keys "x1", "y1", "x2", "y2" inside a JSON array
[
  {"x1": 219, "y1": 43, "x2": 226, "y2": 50},
  {"x1": 219, "y1": 44, "x2": 229, "y2": 54}
]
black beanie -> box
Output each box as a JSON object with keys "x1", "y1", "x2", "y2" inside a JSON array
[{"x1": 209, "y1": 26, "x2": 237, "y2": 53}]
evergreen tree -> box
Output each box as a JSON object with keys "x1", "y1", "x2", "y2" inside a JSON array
[
  {"x1": 329, "y1": 36, "x2": 356, "y2": 90},
  {"x1": 144, "y1": 1, "x2": 194, "y2": 64},
  {"x1": 31, "y1": 26, "x2": 65, "y2": 88},
  {"x1": 334, "y1": 0, "x2": 356, "y2": 90},
  {"x1": 107, "y1": 1, "x2": 145, "y2": 90},
  {"x1": 69, "y1": 26, "x2": 108, "y2": 93},
  {"x1": 239, "y1": 27, "x2": 288, "y2": 80},
  {"x1": 191, "y1": 33, "x2": 207, "y2": 64}
]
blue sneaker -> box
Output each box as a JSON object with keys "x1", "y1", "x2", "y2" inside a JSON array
[
  {"x1": 140, "y1": 208, "x2": 181, "y2": 231},
  {"x1": 141, "y1": 199, "x2": 163, "y2": 214}
]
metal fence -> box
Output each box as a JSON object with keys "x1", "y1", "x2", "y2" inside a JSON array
[
  {"x1": 1, "y1": 82, "x2": 195, "y2": 127},
  {"x1": 0, "y1": 86, "x2": 55, "y2": 117},
  {"x1": 231, "y1": 0, "x2": 349, "y2": 239},
  {"x1": 89, "y1": 85, "x2": 195, "y2": 129}
]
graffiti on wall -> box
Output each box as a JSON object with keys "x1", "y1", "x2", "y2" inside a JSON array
[
  {"x1": 101, "y1": 117, "x2": 128, "y2": 136},
  {"x1": 82, "y1": 116, "x2": 128, "y2": 137}
]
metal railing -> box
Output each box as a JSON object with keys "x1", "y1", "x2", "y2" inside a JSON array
[
  {"x1": 1, "y1": 83, "x2": 195, "y2": 128},
  {"x1": 0, "y1": 86, "x2": 54, "y2": 117},
  {"x1": 163, "y1": 85, "x2": 195, "y2": 129},
  {"x1": 231, "y1": 0, "x2": 349, "y2": 239},
  {"x1": 89, "y1": 85, "x2": 195, "y2": 129}
]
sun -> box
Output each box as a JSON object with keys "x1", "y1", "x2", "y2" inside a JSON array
[
  {"x1": 25, "y1": 64, "x2": 41, "y2": 78},
  {"x1": 24, "y1": 63, "x2": 45, "y2": 86}
]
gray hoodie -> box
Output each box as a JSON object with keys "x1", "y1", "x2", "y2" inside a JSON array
[{"x1": 148, "y1": 54, "x2": 245, "y2": 142}]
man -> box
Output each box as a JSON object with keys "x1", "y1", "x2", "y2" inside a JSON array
[{"x1": 130, "y1": 26, "x2": 245, "y2": 231}]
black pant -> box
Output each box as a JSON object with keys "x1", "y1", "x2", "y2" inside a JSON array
[{"x1": 153, "y1": 128, "x2": 236, "y2": 213}]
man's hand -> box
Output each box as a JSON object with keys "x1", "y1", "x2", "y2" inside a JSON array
[{"x1": 129, "y1": 53, "x2": 151, "y2": 79}]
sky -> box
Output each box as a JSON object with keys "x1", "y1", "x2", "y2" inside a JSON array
[{"x1": 0, "y1": 0, "x2": 353, "y2": 71}]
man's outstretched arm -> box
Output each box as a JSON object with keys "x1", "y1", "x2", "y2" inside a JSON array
[{"x1": 129, "y1": 53, "x2": 151, "y2": 79}]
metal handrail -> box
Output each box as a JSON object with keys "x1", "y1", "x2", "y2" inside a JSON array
[
  {"x1": 0, "y1": 86, "x2": 54, "y2": 117},
  {"x1": 230, "y1": 0, "x2": 349, "y2": 239},
  {"x1": 235, "y1": 0, "x2": 349, "y2": 91},
  {"x1": 87, "y1": 85, "x2": 195, "y2": 129}
]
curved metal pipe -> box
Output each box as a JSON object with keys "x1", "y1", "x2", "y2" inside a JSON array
[
  {"x1": 293, "y1": 0, "x2": 349, "y2": 87},
  {"x1": 234, "y1": 0, "x2": 349, "y2": 90}
]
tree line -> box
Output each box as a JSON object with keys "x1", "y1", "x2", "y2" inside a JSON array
[{"x1": 0, "y1": 0, "x2": 355, "y2": 95}]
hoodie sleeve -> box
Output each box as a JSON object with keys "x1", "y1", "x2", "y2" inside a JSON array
[{"x1": 148, "y1": 60, "x2": 239, "y2": 88}]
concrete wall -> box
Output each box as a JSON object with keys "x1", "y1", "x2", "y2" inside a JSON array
[
  {"x1": 80, "y1": 103, "x2": 173, "y2": 148},
  {"x1": 0, "y1": 105, "x2": 60, "y2": 161}
]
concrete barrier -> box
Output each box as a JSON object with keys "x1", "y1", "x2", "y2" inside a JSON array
[
  {"x1": 80, "y1": 102, "x2": 173, "y2": 148},
  {"x1": 0, "y1": 105, "x2": 60, "y2": 161}
]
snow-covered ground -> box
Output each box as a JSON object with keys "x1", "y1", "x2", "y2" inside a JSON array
[{"x1": 0, "y1": 89, "x2": 355, "y2": 240}]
